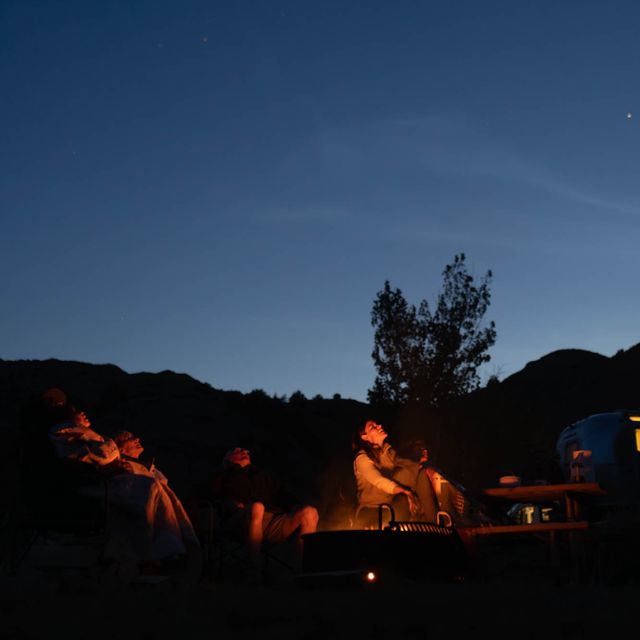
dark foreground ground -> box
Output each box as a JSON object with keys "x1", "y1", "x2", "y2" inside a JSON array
[
  {"x1": 2, "y1": 535, "x2": 640, "y2": 640},
  {"x1": 1, "y1": 571, "x2": 639, "y2": 640}
]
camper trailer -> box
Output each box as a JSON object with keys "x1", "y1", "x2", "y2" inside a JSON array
[{"x1": 555, "y1": 410, "x2": 640, "y2": 508}]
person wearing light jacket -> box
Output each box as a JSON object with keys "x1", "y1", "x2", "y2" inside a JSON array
[
  {"x1": 352, "y1": 419, "x2": 439, "y2": 527},
  {"x1": 48, "y1": 407, "x2": 201, "y2": 578},
  {"x1": 48, "y1": 409, "x2": 121, "y2": 469}
]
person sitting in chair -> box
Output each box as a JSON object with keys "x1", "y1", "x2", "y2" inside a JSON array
[
  {"x1": 397, "y1": 438, "x2": 493, "y2": 528},
  {"x1": 112, "y1": 430, "x2": 167, "y2": 482},
  {"x1": 352, "y1": 419, "x2": 440, "y2": 528},
  {"x1": 205, "y1": 447, "x2": 319, "y2": 575},
  {"x1": 48, "y1": 404, "x2": 201, "y2": 586},
  {"x1": 110, "y1": 429, "x2": 202, "y2": 586},
  {"x1": 18, "y1": 388, "x2": 117, "y2": 525}
]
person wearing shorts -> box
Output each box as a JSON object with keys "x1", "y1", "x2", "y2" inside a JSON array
[{"x1": 211, "y1": 447, "x2": 319, "y2": 571}]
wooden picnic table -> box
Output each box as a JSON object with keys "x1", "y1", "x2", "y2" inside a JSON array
[
  {"x1": 460, "y1": 482, "x2": 610, "y2": 583},
  {"x1": 481, "y1": 482, "x2": 608, "y2": 521}
]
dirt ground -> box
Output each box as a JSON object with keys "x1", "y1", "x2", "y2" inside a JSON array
[
  {"x1": 1, "y1": 572, "x2": 639, "y2": 640},
  {"x1": 2, "y1": 535, "x2": 640, "y2": 640}
]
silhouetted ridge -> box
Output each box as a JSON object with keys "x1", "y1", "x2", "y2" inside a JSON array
[
  {"x1": 504, "y1": 348, "x2": 608, "y2": 384},
  {"x1": 0, "y1": 358, "x2": 370, "y2": 526},
  {"x1": 2, "y1": 346, "x2": 640, "y2": 520}
]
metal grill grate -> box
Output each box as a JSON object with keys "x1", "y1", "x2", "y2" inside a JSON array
[{"x1": 386, "y1": 521, "x2": 454, "y2": 535}]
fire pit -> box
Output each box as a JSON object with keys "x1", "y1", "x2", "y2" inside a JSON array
[{"x1": 298, "y1": 521, "x2": 471, "y2": 587}]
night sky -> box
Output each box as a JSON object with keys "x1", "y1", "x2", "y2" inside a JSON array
[{"x1": 2, "y1": 1, "x2": 639, "y2": 401}]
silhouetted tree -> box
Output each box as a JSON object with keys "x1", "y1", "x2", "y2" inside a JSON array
[
  {"x1": 369, "y1": 254, "x2": 496, "y2": 409},
  {"x1": 248, "y1": 388, "x2": 269, "y2": 400},
  {"x1": 368, "y1": 281, "x2": 424, "y2": 407},
  {"x1": 486, "y1": 374, "x2": 500, "y2": 387},
  {"x1": 289, "y1": 390, "x2": 307, "y2": 404}
]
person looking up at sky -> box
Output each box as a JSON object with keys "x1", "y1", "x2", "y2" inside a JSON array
[
  {"x1": 352, "y1": 419, "x2": 440, "y2": 527},
  {"x1": 205, "y1": 446, "x2": 319, "y2": 579}
]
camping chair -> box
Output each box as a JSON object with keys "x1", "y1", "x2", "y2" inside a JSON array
[
  {"x1": 424, "y1": 464, "x2": 493, "y2": 527},
  {"x1": 187, "y1": 497, "x2": 244, "y2": 580},
  {"x1": 8, "y1": 444, "x2": 111, "y2": 577},
  {"x1": 10, "y1": 483, "x2": 110, "y2": 577},
  {"x1": 188, "y1": 497, "x2": 296, "y2": 583}
]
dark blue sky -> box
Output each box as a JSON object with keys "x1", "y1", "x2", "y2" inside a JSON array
[{"x1": 2, "y1": 1, "x2": 639, "y2": 401}]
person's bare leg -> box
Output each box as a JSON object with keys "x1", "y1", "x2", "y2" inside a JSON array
[
  {"x1": 245, "y1": 501, "x2": 265, "y2": 567},
  {"x1": 278, "y1": 505, "x2": 319, "y2": 563}
]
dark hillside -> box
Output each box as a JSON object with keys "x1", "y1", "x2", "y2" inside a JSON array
[
  {"x1": 431, "y1": 346, "x2": 640, "y2": 491},
  {"x1": 2, "y1": 346, "x2": 640, "y2": 524},
  {"x1": 0, "y1": 359, "x2": 370, "y2": 527}
]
